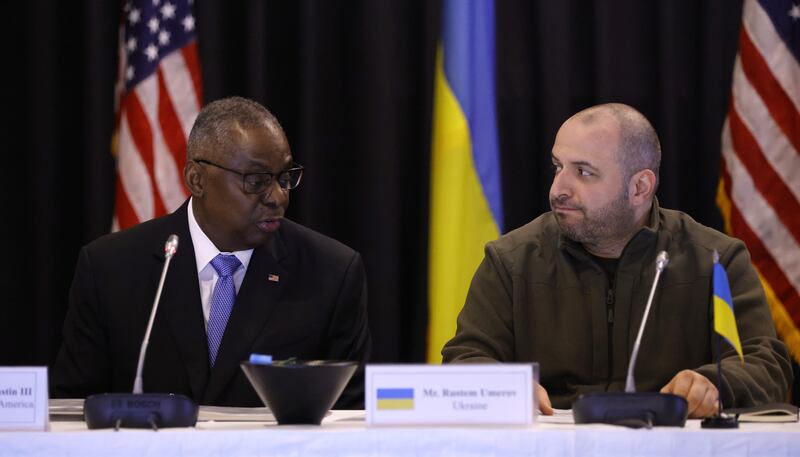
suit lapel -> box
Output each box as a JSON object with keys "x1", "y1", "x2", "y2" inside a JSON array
[
  {"x1": 202, "y1": 231, "x2": 290, "y2": 404},
  {"x1": 156, "y1": 204, "x2": 210, "y2": 400}
]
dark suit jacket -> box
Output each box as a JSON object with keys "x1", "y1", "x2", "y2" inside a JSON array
[{"x1": 51, "y1": 201, "x2": 370, "y2": 408}]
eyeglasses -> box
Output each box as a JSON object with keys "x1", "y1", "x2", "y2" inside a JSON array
[{"x1": 194, "y1": 159, "x2": 304, "y2": 193}]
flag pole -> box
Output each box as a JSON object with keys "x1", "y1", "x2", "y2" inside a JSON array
[{"x1": 716, "y1": 329, "x2": 723, "y2": 416}]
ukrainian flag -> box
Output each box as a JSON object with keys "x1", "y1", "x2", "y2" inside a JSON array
[
  {"x1": 713, "y1": 255, "x2": 744, "y2": 361},
  {"x1": 377, "y1": 388, "x2": 414, "y2": 410},
  {"x1": 428, "y1": 0, "x2": 503, "y2": 362}
]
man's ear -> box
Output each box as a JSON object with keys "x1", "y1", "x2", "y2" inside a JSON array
[
  {"x1": 629, "y1": 169, "x2": 657, "y2": 206},
  {"x1": 184, "y1": 160, "x2": 204, "y2": 197}
]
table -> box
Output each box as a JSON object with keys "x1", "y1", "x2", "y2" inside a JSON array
[{"x1": 2, "y1": 411, "x2": 799, "y2": 457}]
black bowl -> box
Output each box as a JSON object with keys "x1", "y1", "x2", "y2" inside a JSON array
[{"x1": 240, "y1": 360, "x2": 357, "y2": 425}]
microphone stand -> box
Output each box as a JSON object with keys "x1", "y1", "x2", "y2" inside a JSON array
[
  {"x1": 573, "y1": 251, "x2": 689, "y2": 428},
  {"x1": 83, "y1": 235, "x2": 199, "y2": 430}
]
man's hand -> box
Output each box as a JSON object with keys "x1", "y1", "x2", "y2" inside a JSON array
[
  {"x1": 660, "y1": 370, "x2": 718, "y2": 418},
  {"x1": 537, "y1": 383, "x2": 553, "y2": 415}
]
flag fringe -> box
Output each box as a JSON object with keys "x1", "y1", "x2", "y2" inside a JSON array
[{"x1": 718, "y1": 178, "x2": 800, "y2": 364}]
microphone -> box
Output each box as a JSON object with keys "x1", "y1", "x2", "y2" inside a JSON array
[
  {"x1": 83, "y1": 235, "x2": 199, "y2": 430},
  {"x1": 624, "y1": 251, "x2": 668, "y2": 393},
  {"x1": 133, "y1": 234, "x2": 179, "y2": 394},
  {"x1": 572, "y1": 250, "x2": 688, "y2": 428}
]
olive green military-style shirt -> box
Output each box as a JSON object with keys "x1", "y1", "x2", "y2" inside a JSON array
[{"x1": 443, "y1": 200, "x2": 791, "y2": 409}]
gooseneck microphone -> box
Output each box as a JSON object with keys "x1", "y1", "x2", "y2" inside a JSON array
[
  {"x1": 625, "y1": 251, "x2": 669, "y2": 393},
  {"x1": 83, "y1": 235, "x2": 199, "y2": 430},
  {"x1": 133, "y1": 234, "x2": 179, "y2": 394},
  {"x1": 573, "y1": 250, "x2": 689, "y2": 428}
]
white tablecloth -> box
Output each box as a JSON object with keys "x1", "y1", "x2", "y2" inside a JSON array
[{"x1": 2, "y1": 411, "x2": 799, "y2": 457}]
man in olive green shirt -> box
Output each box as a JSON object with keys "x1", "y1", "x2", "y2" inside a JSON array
[{"x1": 442, "y1": 103, "x2": 791, "y2": 418}]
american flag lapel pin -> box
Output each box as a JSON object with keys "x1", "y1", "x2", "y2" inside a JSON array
[{"x1": 268, "y1": 274, "x2": 280, "y2": 282}]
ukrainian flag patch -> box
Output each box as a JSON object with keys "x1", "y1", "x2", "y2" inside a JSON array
[{"x1": 376, "y1": 388, "x2": 414, "y2": 410}]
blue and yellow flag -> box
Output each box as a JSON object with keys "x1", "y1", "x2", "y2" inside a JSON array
[
  {"x1": 428, "y1": 0, "x2": 503, "y2": 362},
  {"x1": 713, "y1": 256, "x2": 744, "y2": 361},
  {"x1": 376, "y1": 388, "x2": 414, "y2": 410}
]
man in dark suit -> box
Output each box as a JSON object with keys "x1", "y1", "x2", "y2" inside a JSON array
[{"x1": 52, "y1": 97, "x2": 370, "y2": 408}]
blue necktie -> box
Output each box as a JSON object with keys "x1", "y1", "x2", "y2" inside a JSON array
[{"x1": 207, "y1": 254, "x2": 242, "y2": 368}]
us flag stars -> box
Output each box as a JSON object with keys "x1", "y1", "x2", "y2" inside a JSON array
[
  {"x1": 161, "y1": 2, "x2": 176, "y2": 19},
  {"x1": 182, "y1": 15, "x2": 195, "y2": 32},
  {"x1": 789, "y1": 3, "x2": 800, "y2": 20},
  {"x1": 121, "y1": 0, "x2": 196, "y2": 88}
]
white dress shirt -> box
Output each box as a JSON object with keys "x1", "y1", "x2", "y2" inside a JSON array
[{"x1": 187, "y1": 198, "x2": 254, "y2": 326}]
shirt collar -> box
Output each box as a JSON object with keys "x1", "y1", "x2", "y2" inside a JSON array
[{"x1": 187, "y1": 197, "x2": 254, "y2": 274}]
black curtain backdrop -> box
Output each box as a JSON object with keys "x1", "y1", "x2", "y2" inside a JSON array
[{"x1": 1, "y1": 0, "x2": 743, "y2": 368}]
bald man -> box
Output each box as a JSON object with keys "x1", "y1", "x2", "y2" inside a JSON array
[{"x1": 443, "y1": 103, "x2": 791, "y2": 418}]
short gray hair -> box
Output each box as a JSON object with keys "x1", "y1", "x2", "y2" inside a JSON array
[
  {"x1": 187, "y1": 96, "x2": 283, "y2": 160},
  {"x1": 576, "y1": 103, "x2": 661, "y2": 189}
]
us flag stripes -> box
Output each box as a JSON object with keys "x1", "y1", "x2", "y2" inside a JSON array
[
  {"x1": 112, "y1": 0, "x2": 202, "y2": 230},
  {"x1": 717, "y1": 0, "x2": 800, "y2": 362}
]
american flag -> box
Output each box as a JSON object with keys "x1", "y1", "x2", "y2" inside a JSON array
[
  {"x1": 718, "y1": 0, "x2": 800, "y2": 362},
  {"x1": 112, "y1": 0, "x2": 202, "y2": 230}
]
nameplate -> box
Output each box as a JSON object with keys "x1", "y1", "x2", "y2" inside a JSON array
[
  {"x1": 0, "y1": 367, "x2": 49, "y2": 431},
  {"x1": 365, "y1": 364, "x2": 535, "y2": 425}
]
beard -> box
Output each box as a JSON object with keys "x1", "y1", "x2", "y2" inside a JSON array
[{"x1": 550, "y1": 187, "x2": 636, "y2": 248}]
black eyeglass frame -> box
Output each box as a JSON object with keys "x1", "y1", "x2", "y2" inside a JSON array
[{"x1": 193, "y1": 159, "x2": 304, "y2": 193}]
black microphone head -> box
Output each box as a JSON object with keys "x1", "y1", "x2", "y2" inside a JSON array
[{"x1": 164, "y1": 234, "x2": 179, "y2": 258}]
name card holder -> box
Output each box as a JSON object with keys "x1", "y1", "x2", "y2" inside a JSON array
[
  {"x1": 365, "y1": 364, "x2": 537, "y2": 426},
  {"x1": 0, "y1": 367, "x2": 49, "y2": 431}
]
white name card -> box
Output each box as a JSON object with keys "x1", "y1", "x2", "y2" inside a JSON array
[
  {"x1": 0, "y1": 367, "x2": 49, "y2": 431},
  {"x1": 365, "y1": 364, "x2": 536, "y2": 426}
]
